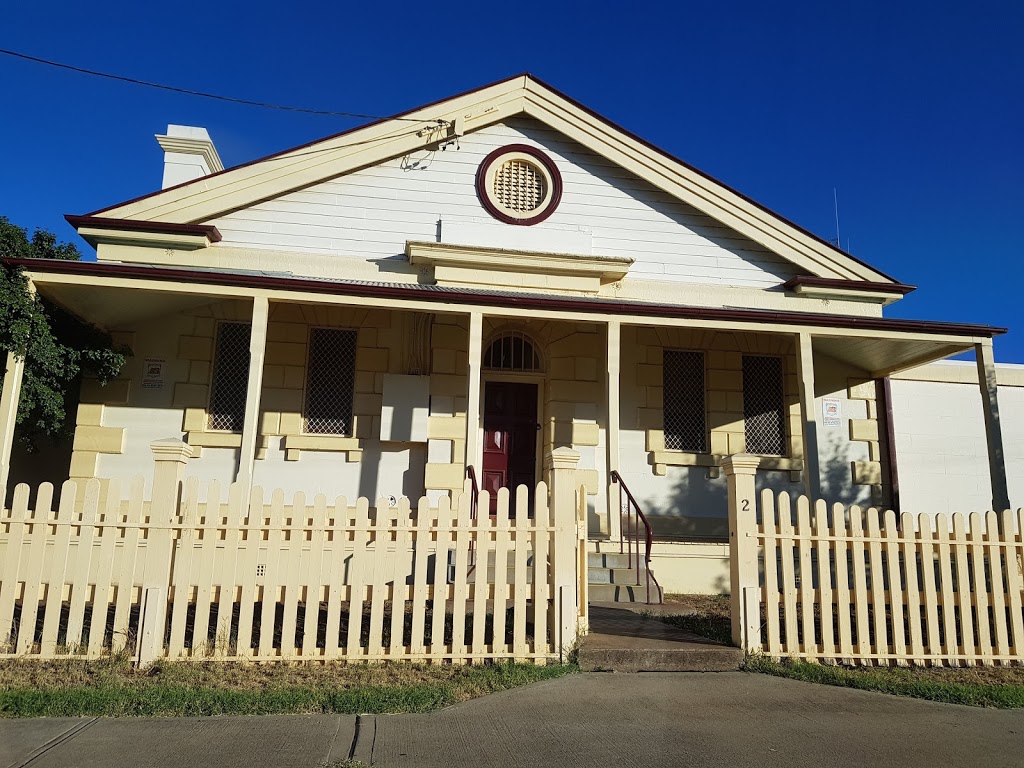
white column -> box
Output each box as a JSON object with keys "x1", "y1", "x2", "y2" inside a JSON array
[
  {"x1": 0, "y1": 351, "x2": 26, "y2": 506},
  {"x1": 722, "y1": 453, "x2": 761, "y2": 651},
  {"x1": 975, "y1": 340, "x2": 1010, "y2": 511},
  {"x1": 236, "y1": 296, "x2": 269, "y2": 489},
  {"x1": 795, "y1": 332, "x2": 820, "y2": 501},
  {"x1": 465, "y1": 311, "x2": 484, "y2": 473},
  {"x1": 0, "y1": 280, "x2": 33, "y2": 507},
  {"x1": 605, "y1": 321, "x2": 622, "y2": 541}
]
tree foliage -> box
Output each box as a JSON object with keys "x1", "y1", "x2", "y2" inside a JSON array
[{"x1": 0, "y1": 217, "x2": 130, "y2": 448}]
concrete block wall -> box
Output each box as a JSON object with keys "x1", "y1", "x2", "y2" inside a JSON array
[
  {"x1": 73, "y1": 305, "x2": 612, "y2": 507},
  {"x1": 615, "y1": 326, "x2": 807, "y2": 539},
  {"x1": 76, "y1": 301, "x2": 444, "y2": 501},
  {"x1": 71, "y1": 327, "x2": 149, "y2": 498},
  {"x1": 541, "y1": 322, "x2": 602, "y2": 499},
  {"x1": 254, "y1": 302, "x2": 391, "y2": 463},
  {"x1": 625, "y1": 325, "x2": 804, "y2": 475},
  {"x1": 845, "y1": 379, "x2": 886, "y2": 506},
  {"x1": 425, "y1": 314, "x2": 470, "y2": 502}
]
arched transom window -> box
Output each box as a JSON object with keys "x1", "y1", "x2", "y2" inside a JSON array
[{"x1": 483, "y1": 331, "x2": 543, "y2": 372}]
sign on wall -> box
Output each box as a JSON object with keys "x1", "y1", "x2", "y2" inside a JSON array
[
  {"x1": 142, "y1": 358, "x2": 166, "y2": 390},
  {"x1": 822, "y1": 397, "x2": 843, "y2": 427}
]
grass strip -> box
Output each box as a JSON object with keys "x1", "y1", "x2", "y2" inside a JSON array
[
  {"x1": 0, "y1": 661, "x2": 576, "y2": 718},
  {"x1": 745, "y1": 655, "x2": 1024, "y2": 708}
]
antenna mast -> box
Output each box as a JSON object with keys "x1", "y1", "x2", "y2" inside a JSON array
[{"x1": 833, "y1": 187, "x2": 842, "y2": 249}]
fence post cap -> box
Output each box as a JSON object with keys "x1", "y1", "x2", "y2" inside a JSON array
[
  {"x1": 721, "y1": 453, "x2": 761, "y2": 476},
  {"x1": 544, "y1": 447, "x2": 581, "y2": 471},
  {"x1": 150, "y1": 438, "x2": 194, "y2": 463}
]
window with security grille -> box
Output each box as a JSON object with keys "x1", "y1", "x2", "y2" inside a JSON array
[
  {"x1": 483, "y1": 332, "x2": 542, "y2": 372},
  {"x1": 207, "y1": 322, "x2": 251, "y2": 431},
  {"x1": 303, "y1": 328, "x2": 357, "y2": 435},
  {"x1": 742, "y1": 355, "x2": 787, "y2": 456},
  {"x1": 662, "y1": 350, "x2": 707, "y2": 452}
]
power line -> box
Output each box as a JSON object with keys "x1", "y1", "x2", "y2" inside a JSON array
[{"x1": 0, "y1": 47, "x2": 439, "y2": 123}]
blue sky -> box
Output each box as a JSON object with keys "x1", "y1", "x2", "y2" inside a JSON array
[{"x1": 2, "y1": 1, "x2": 1021, "y2": 361}]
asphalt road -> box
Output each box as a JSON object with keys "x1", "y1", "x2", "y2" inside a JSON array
[{"x1": 3, "y1": 672, "x2": 1022, "y2": 767}]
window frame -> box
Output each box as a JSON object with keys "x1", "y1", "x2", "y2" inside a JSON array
[
  {"x1": 741, "y1": 353, "x2": 788, "y2": 457},
  {"x1": 301, "y1": 325, "x2": 358, "y2": 437},
  {"x1": 206, "y1": 320, "x2": 252, "y2": 433},
  {"x1": 482, "y1": 330, "x2": 544, "y2": 373},
  {"x1": 661, "y1": 348, "x2": 709, "y2": 455}
]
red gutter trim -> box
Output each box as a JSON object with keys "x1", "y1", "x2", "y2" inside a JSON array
[
  {"x1": 5, "y1": 258, "x2": 1006, "y2": 339},
  {"x1": 65, "y1": 215, "x2": 222, "y2": 242},
  {"x1": 782, "y1": 276, "x2": 916, "y2": 296},
  {"x1": 78, "y1": 72, "x2": 900, "y2": 284}
]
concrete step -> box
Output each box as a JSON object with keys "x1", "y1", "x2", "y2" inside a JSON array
[
  {"x1": 587, "y1": 551, "x2": 634, "y2": 569},
  {"x1": 588, "y1": 583, "x2": 659, "y2": 603},
  {"x1": 579, "y1": 606, "x2": 743, "y2": 673},
  {"x1": 579, "y1": 642, "x2": 743, "y2": 672},
  {"x1": 587, "y1": 567, "x2": 643, "y2": 585}
]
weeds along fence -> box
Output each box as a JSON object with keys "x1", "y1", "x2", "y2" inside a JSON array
[
  {"x1": 0, "y1": 458, "x2": 584, "y2": 665},
  {"x1": 725, "y1": 455, "x2": 1024, "y2": 667}
]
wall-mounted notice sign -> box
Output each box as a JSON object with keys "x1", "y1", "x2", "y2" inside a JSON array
[
  {"x1": 142, "y1": 358, "x2": 166, "y2": 390},
  {"x1": 822, "y1": 397, "x2": 842, "y2": 427}
]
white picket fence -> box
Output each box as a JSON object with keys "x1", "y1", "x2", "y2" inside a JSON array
[
  {"x1": 0, "y1": 456, "x2": 584, "y2": 664},
  {"x1": 725, "y1": 454, "x2": 1024, "y2": 666}
]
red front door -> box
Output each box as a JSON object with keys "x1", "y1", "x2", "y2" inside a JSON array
[{"x1": 482, "y1": 381, "x2": 538, "y2": 515}]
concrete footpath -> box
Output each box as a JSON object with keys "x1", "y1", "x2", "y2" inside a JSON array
[{"x1": 3, "y1": 673, "x2": 1023, "y2": 768}]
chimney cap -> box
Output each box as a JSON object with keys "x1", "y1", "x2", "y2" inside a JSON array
[{"x1": 155, "y1": 124, "x2": 224, "y2": 175}]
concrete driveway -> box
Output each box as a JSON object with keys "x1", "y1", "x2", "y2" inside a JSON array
[{"x1": 3, "y1": 672, "x2": 1022, "y2": 767}]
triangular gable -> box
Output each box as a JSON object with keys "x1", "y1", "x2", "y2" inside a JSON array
[{"x1": 86, "y1": 74, "x2": 896, "y2": 284}]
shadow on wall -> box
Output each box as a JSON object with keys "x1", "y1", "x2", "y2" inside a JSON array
[
  {"x1": 644, "y1": 468, "x2": 729, "y2": 541},
  {"x1": 642, "y1": 439, "x2": 870, "y2": 543},
  {"x1": 8, "y1": 437, "x2": 73, "y2": 494},
  {"x1": 818, "y1": 434, "x2": 873, "y2": 508}
]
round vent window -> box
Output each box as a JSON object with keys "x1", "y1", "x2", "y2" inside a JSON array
[{"x1": 476, "y1": 144, "x2": 562, "y2": 225}]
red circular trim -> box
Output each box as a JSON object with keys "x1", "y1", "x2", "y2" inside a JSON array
[{"x1": 475, "y1": 144, "x2": 563, "y2": 226}]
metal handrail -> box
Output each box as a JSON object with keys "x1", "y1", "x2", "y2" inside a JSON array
[
  {"x1": 609, "y1": 470, "x2": 662, "y2": 604},
  {"x1": 465, "y1": 465, "x2": 480, "y2": 521},
  {"x1": 465, "y1": 465, "x2": 480, "y2": 576}
]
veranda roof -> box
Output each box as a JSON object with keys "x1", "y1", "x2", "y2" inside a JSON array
[{"x1": 6, "y1": 258, "x2": 1005, "y2": 380}]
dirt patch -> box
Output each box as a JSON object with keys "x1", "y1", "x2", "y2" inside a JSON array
[
  {"x1": 661, "y1": 594, "x2": 730, "y2": 618},
  {"x1": 653, "y1": 594, "x2": 733, "y2": 645}
]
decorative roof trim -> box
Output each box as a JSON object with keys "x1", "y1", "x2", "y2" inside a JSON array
[
  {"x1": 64, "y1": 215, "x2": 221, "y2": 250},
  {"x1": 783, "y1": 276, "x2": 916, "y2": 295},
  {"x1": 155, "y1": 133, "x2": 225, "y2": 174},
  {"x1": 65, "y1": 215, "x2": 222, "y2": 240},
  {"x1": 406, "y1": 240, "x2": 632, "y2": 281},
  {"x1": 783, "y1": 275, "x2": 916, "y2": 305},
  {"x1": 79, "y1": 74, "x2": 899, "y2": 285}
]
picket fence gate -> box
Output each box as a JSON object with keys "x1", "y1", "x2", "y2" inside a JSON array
[{"x1": 0, "y1": 460, "x2": 583, "y2": 664}]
